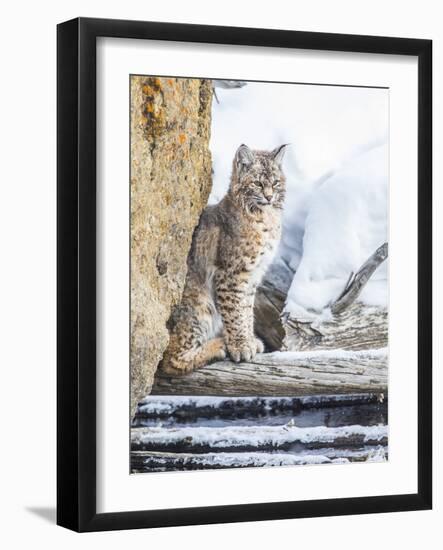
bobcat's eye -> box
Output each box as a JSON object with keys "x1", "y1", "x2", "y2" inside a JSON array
[
  {"x1": 272, "y1": 180, "x2": 280, "y2": 187},
  {"x1": 254, "y1": 181, "x2": 262, "y2": 188}
]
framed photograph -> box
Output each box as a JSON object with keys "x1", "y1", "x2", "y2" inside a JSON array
[{"x1": 57, "y1": 17, "x2": 432, "y2": 532}]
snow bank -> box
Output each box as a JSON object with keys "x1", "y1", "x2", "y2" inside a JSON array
[
  {"x1": 285, "y1": 144, "x2": 388, "y2": 316},
  {"x1": 210, "y1": 82, "x2": 388, "y2": 202},
  {"x1": 209, "y1": 82, "x2": 388, "y2": 317}
]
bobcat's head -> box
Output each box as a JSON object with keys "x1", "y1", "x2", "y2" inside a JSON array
[{"x1": 231, "y1": 144, "x2": 287, "y2": 214}]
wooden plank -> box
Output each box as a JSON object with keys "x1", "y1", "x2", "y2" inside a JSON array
[{"x1": 152, "y1": 349, "x2": 387, "y2": 397}]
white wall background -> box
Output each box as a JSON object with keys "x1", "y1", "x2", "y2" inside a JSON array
[{"x1": 0, "y1": 0, "x2": 440, "y2": 547}]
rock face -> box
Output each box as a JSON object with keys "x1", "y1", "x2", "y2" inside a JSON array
[{"x1": 130, "y1": 76, "x2": 213, "y2": 417}]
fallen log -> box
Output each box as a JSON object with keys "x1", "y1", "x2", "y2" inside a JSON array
[
  {"x1": 135, "y1": 393, "x2": 386, "y2": 419},
  {"x1": 152, "y1": 349, "x2": 387, "y2": 397},
  {"x1": 282, "y1": 244, "x2": 389, "y2": 351},
  {"x1": 331, "y1": 243, "x2": 388, "y2": 315},
  {"x1": 282, "y1": 302, "x2": 388, "y2": 351},
  {"x1": 254, "y1": 245, "x2": 388, "y2": 352},
  {"x1": 130, "y1": 446, "x2": 387, "y2": 472},
  {"x1": 133, "y1": 394, "x2": 387, "y2": 431},
  {"x1": 131, "y1": 423, "x2": 388, "y2": 454},
  {"x1": 254, "y1": 257, "x2": 294, "y2": 350}
]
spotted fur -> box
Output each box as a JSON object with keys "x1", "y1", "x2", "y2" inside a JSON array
[{"x1": 161, "y1": 144, "x2": 287, "y2": 373}]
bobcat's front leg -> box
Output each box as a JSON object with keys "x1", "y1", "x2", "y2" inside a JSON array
[{"x1": 215, "y1": 273, "x2": 263, "y2": 362}]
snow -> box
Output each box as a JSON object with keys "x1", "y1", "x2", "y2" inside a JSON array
[
  {"x1": 137, "y1": 390, "x2": 386, "y2": 416},
  {"x1": 285, "y1": 145, "x2": 388, "y2": 316},
  {"x1": 365, "y1": 446, "x2": 389, "y2": 462},
  {"x1": 209, "y1": 81, "x2": 388, "y2": 318},
  {"x1": 137, "y1": 395, "x2": 296, "y2": 415},
  {"x1": 137, "y1": 395, "x2": 233, "y2": 415},
  {"x1": 132, "y1": 424, "x2": 387, "y2": 448},
  {"x1": 133, "y1": 451, "x2": 352, "y2": 467}
]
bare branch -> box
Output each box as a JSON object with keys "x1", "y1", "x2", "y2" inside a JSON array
[
  {"x1": 330, "y1": 243, "x2": 388, "y2": 315},
  {"x1": 335, "y1": 271, "x2": 355, "y2": 303}
]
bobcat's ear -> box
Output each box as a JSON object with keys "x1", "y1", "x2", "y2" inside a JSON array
[
  {"x1": 235, "y1": 144, "x2": 254, "y2": 171},
  {"x1": 272, "y1": 144, "x2": 289, "y2": 166}
]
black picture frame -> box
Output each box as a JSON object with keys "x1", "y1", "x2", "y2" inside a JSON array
[{"x1": 57, "y1": 17, "x2": 432, "y2": 532}]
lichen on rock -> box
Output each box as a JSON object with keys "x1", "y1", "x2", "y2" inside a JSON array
[{"x1": 130, "y1": 76, "x2": 213, "y2": 417}]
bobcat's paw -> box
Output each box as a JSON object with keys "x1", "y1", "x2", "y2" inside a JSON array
[
  {"x1": 254, "y1": 337, "x2": 265, "y2": 354},
  {"x1": 227, "y1": 338, "x2": 258, "y2": 363},
  {"x1": 214, "y1": 346, "x2": 227, "y2": 361}
]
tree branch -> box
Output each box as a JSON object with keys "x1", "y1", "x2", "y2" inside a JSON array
[{"x1": 330, "y1": 242, "x2": 388, "y2": 315}]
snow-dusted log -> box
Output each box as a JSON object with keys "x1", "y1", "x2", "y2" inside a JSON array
[
  {"x1": 331, "y1": 243, "x2": 388, "y2": 314},
  {"x1": 131, "y1": 447, "x2": 387, "y2": 471},
  {"x1": 135, "y1": 393, "x2": 385, "y2": 419},
  {"x1": 255, "y1": 259, "x2": 388, "y2": 353},
  {"x1": 283, "y1": 302, "x2": 388, "y2": 352},
  {"x1": 281, "y1": 244, "x2": 389, "y2": 352},
  {"x1": 130, "y1": 451, "x2": 335, "y2": 470},
  {"x1": 152, "y1": 349, "x2": 387, "y2": 397},
  {"x1": 131, "y1": 423, "x2": 387, "y2": 454}
]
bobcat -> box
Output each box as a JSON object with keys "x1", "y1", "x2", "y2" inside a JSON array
[{"x1": 161, "y1": 143, "x2": 287, "y2": 373}]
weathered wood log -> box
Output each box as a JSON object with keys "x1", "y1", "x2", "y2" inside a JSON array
[
  {"x1": 152, "y1": 349, "x2": 387, "y2": 397},
  {"x1": 281, "y1": 244, "x2": 388, "y2": 352},
  {"x1": 131, "y1": 435, "x2": 388, "y2": 455},
  {"x1": 255, "y1": 245, "x2": 388, "y2": 353},
  {"x1": 130, "y1": 451, "x2": 334, "y2": 470},
  {"x1": 135, "y1": 393, "x2": 386, "y2": 419},
  {"x1": 254, "y1": 282, "x2": 287, "y2": 351},
  {"x1": 331, "y1": 243, "x2": 388, "y2": 314},
  {"x1": 283, "y1": 302, "x2": 388, "y2": 351},
  {"x1": 133, "y1": 394, "x2": 387, "y2": 431},
  {"x1": 130, "y1": 446, "x2": 387, "y2": 471},
  {"x1": 131, "y1": 424, "x2": 387, "y2": 454},
  {"x1": 257, "y1": 289, "x2": 388, "y2": 352},
  {"x1": 254, "y1": 258, "x2": 294, "y2": 350}
]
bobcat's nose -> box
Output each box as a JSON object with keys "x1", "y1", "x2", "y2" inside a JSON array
[{"x1": 264, "y1": 194, "x2": 273, "y2": 203}]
